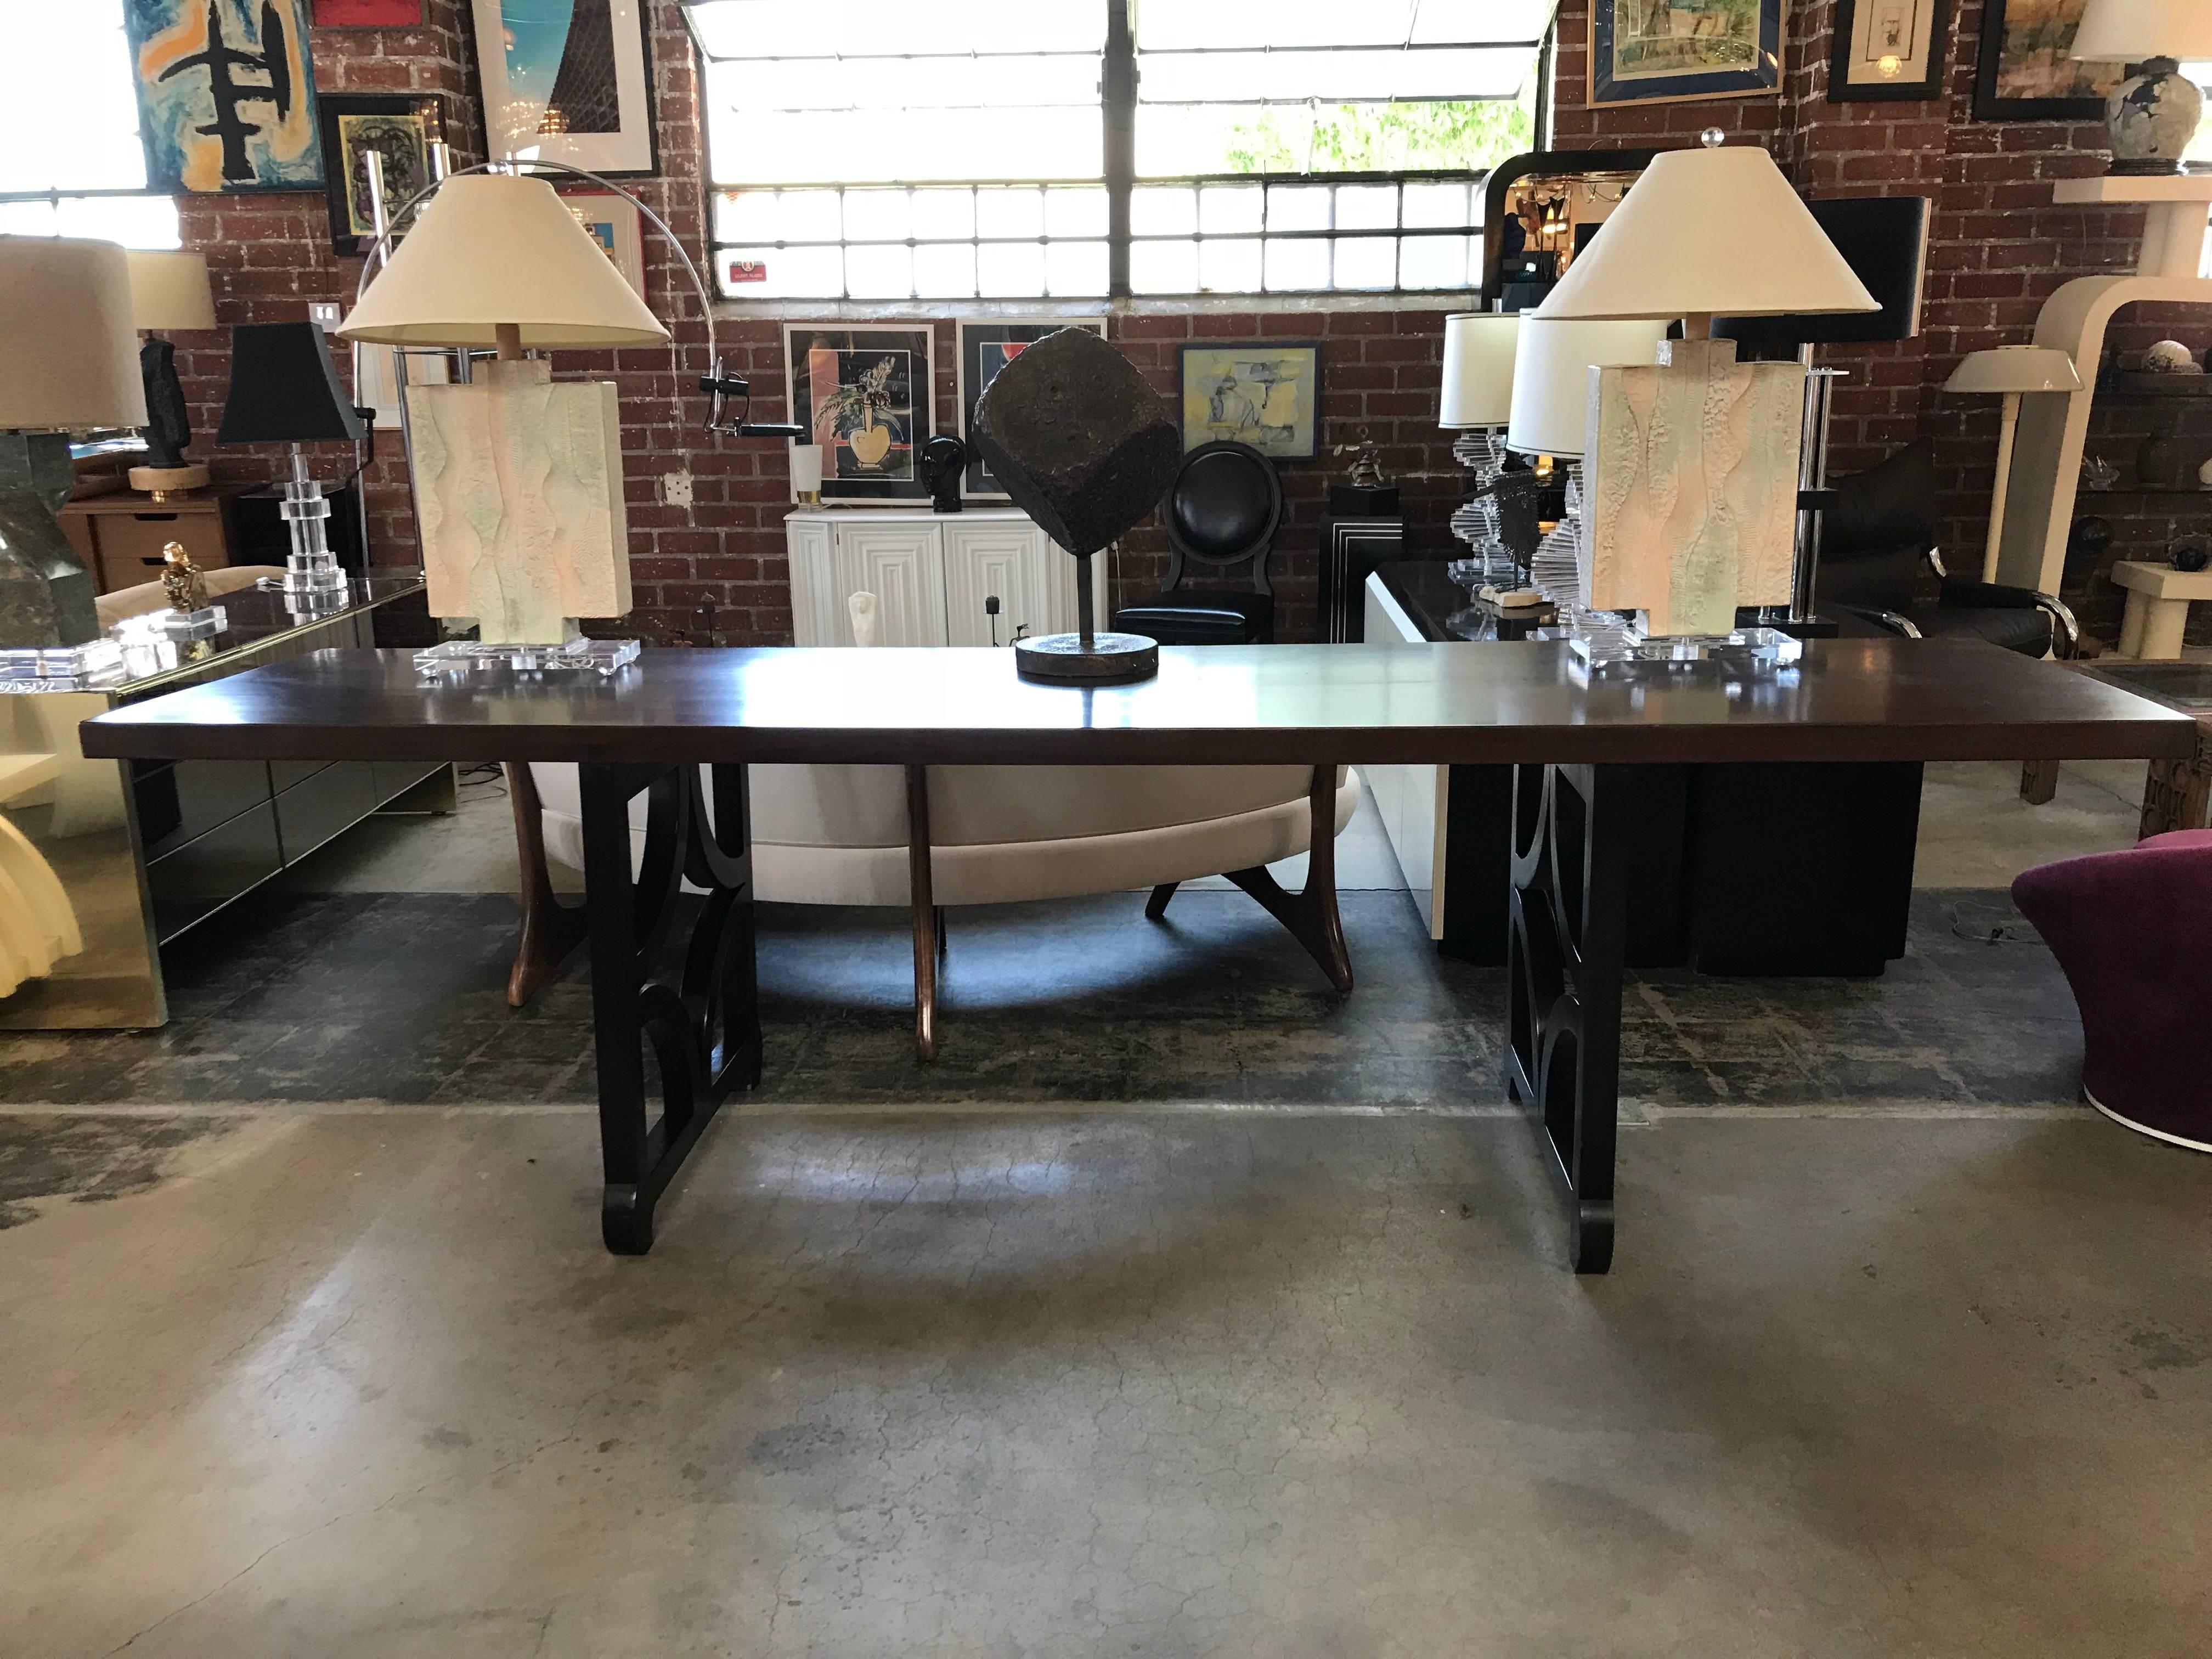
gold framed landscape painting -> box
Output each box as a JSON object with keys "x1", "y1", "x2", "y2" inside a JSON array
[
  {"x1": 1589, "y1": 0, "x2": 1785, "y2": 108},
  {"x1": 1972, "y1": 0, "x2": 2126, "y2": 120}
]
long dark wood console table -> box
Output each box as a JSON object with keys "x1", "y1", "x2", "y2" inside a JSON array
[{"x1": 79, "y1": 641, "x2": 2193, "y2": 1271}]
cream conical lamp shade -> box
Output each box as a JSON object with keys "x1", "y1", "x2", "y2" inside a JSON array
[
  {"x1": 2072, "y1": 0, "x2": 2212, "y2": 60},
  {"x1": 1440, "y1": 313, "x2": 1520, "y2": 428},
  {"x1": 0, "y1": 236, "x2": 147, "y2": 430},
  {"x1": 126, "y1": 250, "x2": 217, "y2": 331},
  {"x1": 1534, "y1": 144, "x2": 1878, "y2": 324},
  {"x1": 1506, "y1": 317, "x2": 1671, "y2": 458},
  {"x1": 336, "y1": 174, "x2": 669, "y2": 349}
]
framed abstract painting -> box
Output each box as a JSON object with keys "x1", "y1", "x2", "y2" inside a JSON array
[
  {"x1": 312, "y1": 0, "x2": 426, "y2": 24},
  {"x1": 1177, "y1": 341, "x2": 1321, "y2": 460},
  {"x1": 470, "y1": 0, "x2": 658, "y2": 177},
  {"x1": 1828, "y1": 0, "x2": 1951, "y2": 102},
  {"x1": 1589, "y1": 0, "x2": 1785, "y2": 108},
  {"x1": 782, "y1": 325, "x2": 936, "y2": 505},
  {"x1": 956, "y1": 319, "x2": 1107, "y2": 499},
  {"x1": 317, "y1": 93, "x2": 444, "y2": 257},
  {"x1": 1972, "y1": 0, "x2": 2126, "y2": 121},
  {"x1": 122, "y1": 0, "x2": 324, "y2": 193},
  {"x1": 561, "y1": 191, "x2": 647, "y2": 302}
]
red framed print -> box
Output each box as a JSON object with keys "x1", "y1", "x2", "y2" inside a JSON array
[{"x1": 313, "y1": 0, "x2": 427, "y2": 26}]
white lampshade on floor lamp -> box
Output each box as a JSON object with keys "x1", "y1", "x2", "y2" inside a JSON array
[
  {"x1": 1533, "y1": 134, "x2": 1877, "y2": 648},
  {"x1": 338, "y1": 171, "x2": 669, "y2": 659},
  {"x1": 1944, "y1": 346, "x2": 2083, "y2": 583},
  {"x1": 2072, "y1": 0, "x2": 2212, "y2": 176}
]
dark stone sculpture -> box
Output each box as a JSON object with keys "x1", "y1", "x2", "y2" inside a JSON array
[
  {"x1": 917, "y1": 433, "x2": 966, "y2": 514},
  {"x1": 971, "y1": 328, "x2": 1180, "y2": 556},
  {"x1": 140, "y1": 340, "x2": 193, "y2": 470}
]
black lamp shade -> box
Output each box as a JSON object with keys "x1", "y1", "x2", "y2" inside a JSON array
[
  {"x1": 1713, "y1": 196, "x2": 1929, "y2": 352},
  {"x1": 216, "y1": 321, "x2": 365, "y2": 445}
]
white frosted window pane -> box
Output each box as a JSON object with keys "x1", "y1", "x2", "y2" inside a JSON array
[
  {"x1": 914, "y1": 243, "x2": 979, "y2": 298},
  {"x1": 709, "y1": 104, "x2": 1099, "y2": 184},
  {"x1": 0, "y1": 202, "x2": 59, "y2": 238},
  {"x1": 1131, "y1": 239, "x2": 1198, "y2": 295},
  {"x1": 977, "y1": 188, "x2": 1045, "y2": 239},
  {"x1": 1199, "y1": 185, "x2": 1265, "y2": 234},
  {"x1": 1046, "y1": 241, "x2": 1110, "y2": 296},
  {"x1": 1400, "y1": 234, "x2": 1470, "y2": 289},
  {"x1": 1138, "y1": 47, "x2": 1532, "y2": 101},
  {"x1": 842, "y1": 190, "x2": 911, "y2": 241},
  {"x1": 1200, "y1": 239, "x2": 1263, "y2": 294},
  {"x1": 1263, "y1": 238, "x2": 1331, "y2": 291},
  {"x1": 717, "y1": 54, "x2": 1097, "y2": 112},
  {"x1": 1136, "y1": 0, "x2": 1554, "y2": 48},
  {"x1": 692, "y1": 0, "x2": 1103, "y2": 58},
  {"x1": 1131, "y1": 186, "x2": 1197, "y2": 235},
  {"x1": 978, "y1": 242, "x2": 1047, "y2": 297},
  {"x1": 912, "y1": 189, "x2": 976, "y2": 239},
  {"x1": 777, "y1": 190, "x2": 843, "y2": 241},
  {"x1": 1333, "y1": 236, "x2": 1397, "y2": 290},
  {"x1": 1403, "y1": 182, "x2": 1469, "y2": 229},
  {"x1": 53, "y1": 195, "x2": 180, "y2": 249},
  {"x1": 1046, "y1": 187, "x2": 1109, "y2": 238},
  {"x1": 718, "y1": 191, "x2": 778, "y2": 241},
  {"x1": 1267, "y1": 186, "x2": 1331, "y2": 232},
  {"x1": 846, "y1": 244, "x2": 914, "y2": 298},
  {"x1": 719, "y1": 245, "x2": 843, "y2": 299},
  {"x1": 0, "y1": 0, "x2": 146, "y2": 193},
  {"x1": 1337, "y1": 185, "x2": 1398, "y2": 230}
]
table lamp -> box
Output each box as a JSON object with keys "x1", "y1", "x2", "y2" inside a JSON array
[
  {"x1": 1439, "y1": 313, "x2": 1524, "y2": 591},
  {"x1": 335, "y1": 172, "x2": 669, "y2": 662},
  {"x1": 2071, "y1": 0, "x2": 2212, "y2": 176},
  {"x1": 1533, "y1": 134, "x2": 1877, "y2": 645},
  {"x1": 0, "y1": 236, "x2": 146, "y2": 650},
  {"x1": 216, "y1": 321, "x2": 366, "y2": 606},
  {"x1": 125, "y1": 251, "x2": 218, "y2": 500},
  {"x1": 1944, "y1": 346, "x2": 2083, "y2": 583}
]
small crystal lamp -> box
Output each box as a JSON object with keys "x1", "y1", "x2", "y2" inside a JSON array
[
  {"x1": 337, "y1": 173, "x2": 668, "y2": 670},
  {"x1": 2071, "y1": 0, "x2": 2212, "y2": 176},
  {"x1": 1944, "y1": 346, "x2": 2083, "y2": 583},
  {"x1": 0, "y1": 236, "x2": 146, "y2": 651},
  {"x1": 125, "y1": 251, "x2": 218, "y2": 499},
  {"x1": 1533, "y1": 136, "x2": 1876, "y2": 651},
  {"x1": 1438, "y1": 313, "x2": 1522, "y2": 591},
  {"x1": 216, "y1": 322, "x2": 366, "y2": 606}
]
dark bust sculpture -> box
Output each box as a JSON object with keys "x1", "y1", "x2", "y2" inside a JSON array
[{"x1": 916, "y1": 433, "x2": 966, "y2": 514}]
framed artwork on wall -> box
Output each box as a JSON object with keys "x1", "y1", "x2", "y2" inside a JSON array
[
  {"x1": 317, "y1": 93, "x2": 444, "y2": 257},
  {"x1": 470, "y1": 0, "x2": 657, "y2": 177},
  {"x1": 1972, "y1": 0, "x2": 2126, "y2": 120},
  {"x1": 782, "y1": 325, "x2": 936, "y2": 505},
  {"x1": 560, "y1": 192, "x2": 647, "y2": 301},
  {"x1": 1829, "y1": 0, "x2": 1951, "y2": 101},
  {"x1": 122, "y1": 0, "x2": 325, "y2": 193},
  {"x1": 956, "y1": 320, "x2": 1107, "y2": 499},
  {"x1": 1178, "y1": 341, "x2": 1321, "y2": 460},
  {"x1": 1589, "y1": 0, "x2": 1785, "y2": 107},
  {"x1": 312, "y1": 0, "x2": 426, "y2": 24}
]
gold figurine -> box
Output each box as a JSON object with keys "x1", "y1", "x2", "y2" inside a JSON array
[{"x1": 160, "y1": 541, "x2": 207, "y2": 616}]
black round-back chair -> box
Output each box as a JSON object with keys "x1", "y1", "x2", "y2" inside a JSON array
[{"x1": 1112, "y1": 441, "x2": 1282, "y2": 645}]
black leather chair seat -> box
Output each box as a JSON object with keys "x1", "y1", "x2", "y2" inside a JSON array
[{"x1": 1113, "y1": 590, "x2": 1274, "y2": 646}]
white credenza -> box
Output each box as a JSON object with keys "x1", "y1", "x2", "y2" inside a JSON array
[
  {"x1": 1362, "y1": 572, "x2": 1447, "y2": 939},
  {"x1": 785, "y1": 507, "x2": 1109, "y2": 647}
]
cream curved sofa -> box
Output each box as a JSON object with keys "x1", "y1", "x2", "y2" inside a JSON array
[{"x1": 523, "y1": 759, "x2": 1359, "y2": 1053}]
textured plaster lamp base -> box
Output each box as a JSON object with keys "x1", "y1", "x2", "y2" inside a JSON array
[{"x1": 1014, "y1": 630, "x2": 1160, "y2": 683}]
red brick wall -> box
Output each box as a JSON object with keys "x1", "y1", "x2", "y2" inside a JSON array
[
  {"x1": 171, "y1": 1, "x2": 2184, "y2": 647},
  {"x1": 1553, "y1": 0, "x2": 2194, "y2": 641}
]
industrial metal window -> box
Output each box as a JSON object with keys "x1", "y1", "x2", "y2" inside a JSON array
[
  {"x1": 0, "y1": 1, "x2": 181, "y2": 247},
  {"x1": 687, "y1": 1, "x2": 1548, "y2": 301}
]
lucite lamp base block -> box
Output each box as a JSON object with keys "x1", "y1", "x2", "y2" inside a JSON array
[
  {"x1": 413, "y1": 637, "x2": 642, "y2": 678},
  {"x1": 1560, "y1": 623, "x2": 1804, "y2": 675},
  {"x1": 1014, "y1": 631, "x2": 1160, "y2": 683}
]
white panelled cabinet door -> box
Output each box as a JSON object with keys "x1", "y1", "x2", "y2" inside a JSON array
[
  {"x1": 785, "y1": 516, "x2": 842, "y2": 646},
  {"x1": 833, "y1": 523, "x2": 949, "y2": 647},
  {"x1": 943, "y1": 520, "x2": 1051, "y2": 647}
]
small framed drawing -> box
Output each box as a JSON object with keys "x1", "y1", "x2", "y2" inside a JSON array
[
  {"x1": 123, "y1": 0, "x2": 324, "y2": 193},
  {"x1": 956, "y1": 319, "x2": 1107, "y2": 499},
  {"x1": 1178, "y1": 341, "x2": 1321, "y2": 460},
  {"x1": 1589, "y1": 0, "x2": 1784, "y2": 108},
  {"x1": 560, "y1": 191, "x2": 647, "y2": 302},
  {"x1": 783, "y1": 325, "x2": 936, "y2": 504},
  {"x1": 1829, "y1": 0, "x2": 1950, "y2": 101},
  {"x1": 469, "y1": 0, "x2": 657, "y2": 177},
  {"x1": 1972, "y1": 0, "x2": 2125, "y2": 121},
  {"x1": 313, "y1": 0, "x2": 426, "y2": 24},
  {"x1": 317, "y1": 93, "x2": 444, "y2": 257}
]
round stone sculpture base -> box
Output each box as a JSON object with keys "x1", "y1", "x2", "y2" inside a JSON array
[{"x1": 1014, "y1": 630, "x2": 1160, "y2": 683}]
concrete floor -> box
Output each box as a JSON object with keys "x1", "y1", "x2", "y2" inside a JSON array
[{"x1": 5, "y1": 755, "x2": 2206, "y2": 1656}]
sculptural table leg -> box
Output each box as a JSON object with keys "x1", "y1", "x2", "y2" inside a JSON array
[
  {"x1": 581, "y1": 761, "x2": 761, "y2": 1255},
  {"x1": 1505, "y1": 763, "x2": 1629, "y2": 1275}
]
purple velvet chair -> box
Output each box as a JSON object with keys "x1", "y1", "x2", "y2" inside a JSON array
[{"x1": 2013, "y1": 829, "x2": 2212, "y2": 1151}]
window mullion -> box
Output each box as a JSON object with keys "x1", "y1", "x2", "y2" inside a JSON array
[{"x1": 1104, "y1": 0, "x2": 1136, "y2": 300}]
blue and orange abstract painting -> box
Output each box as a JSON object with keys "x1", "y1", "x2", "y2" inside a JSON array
[{"x1": 123, "y1": 0, "x2": 324, "y2": 193}]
